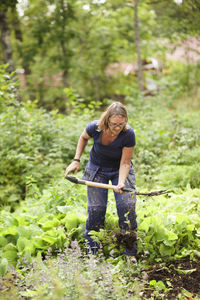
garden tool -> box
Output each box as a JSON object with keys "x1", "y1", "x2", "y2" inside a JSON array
[
  {"x1": 65, "y1": 175, "x2": 133, "y2": 192},
  {"x1": 65, "y1": 176, "x2": 171, "y2": 196}
]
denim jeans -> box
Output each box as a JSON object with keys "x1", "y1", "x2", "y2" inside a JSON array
[{"x1": 82, "y1": 160, "x2": 137, "y2": 254}]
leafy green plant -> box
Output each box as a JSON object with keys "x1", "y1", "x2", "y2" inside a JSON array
[
  {"x1": 0, "y1": 65, "x2": 19, "y2": 111},
  {"x1": 137, "y1": 187, "x2": 200, "y2": 261},
  {"x1": 0, "y1": 67, "x2": 94, "y2": 207},
  {"x1": 149, "y1": 279, "x2": 168, "y2": 292}
]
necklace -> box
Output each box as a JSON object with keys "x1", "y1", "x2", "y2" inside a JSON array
[
  {"x1": 107, "y1": 130, "x2": 115, "y2": 137},
  {"x1": 104, "y1": 129, "x2": 117, "y2": 137}
]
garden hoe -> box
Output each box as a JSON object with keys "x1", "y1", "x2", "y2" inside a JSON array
[{"x1": 65, "y1": 176, "x2": 171, "y2": 196}]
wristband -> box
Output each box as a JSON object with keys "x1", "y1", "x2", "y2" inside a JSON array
[{"x1": 73, "y1": 158, "x2": 80, "y2": 162}]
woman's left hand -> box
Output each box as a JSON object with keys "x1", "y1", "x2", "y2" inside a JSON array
[{"x1": 114, "y1": 183, "x2": 125, "y2": 194}]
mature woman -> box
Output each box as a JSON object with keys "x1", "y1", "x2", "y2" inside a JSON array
[{"x1": 65, "y1": 102, "x2": 137, "y2": 256}]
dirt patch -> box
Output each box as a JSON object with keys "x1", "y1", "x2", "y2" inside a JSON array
[
  {"x1": 114, "y1": 231, "x2": 137, "y2": 251},
  {"x1": 142, "y1": 258, "x2": 200, "y2": 299}
]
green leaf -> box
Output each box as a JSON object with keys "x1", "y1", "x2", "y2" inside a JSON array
[
  {"x1": 33, "y1": 239, "x2": 48, "y2": 250},
  {"x1": 139, "y1": 218, "x2": 151, "y2": 232},
  {"x1": 3, "y1": 243, "x2": 17, "y2": 251},
  {"x1": 5, "y1": 216, "x2": 19, "y2": 226},
  {"x1": 0, "y1": 236, "x2": 7, "y2": 248},
  {"x1": 0, "y1": 258, "x2": 8, "y2": 276},
  {"x1": 64, "y1": 213, "x2": 80, "y2": 231},
  {"x1": 149, "y1": 280, "x2": 166, "y2": 291},
  {"x1": 154, "y1": 227, "x2": 166, "y2": 241},
  {"x1": 42, "y1": 218, "x2": 60, "y2": 231},
  {"x1": 56, "y1": 205, "x2": 72, "y2": 214},
  {"x1": 186, "y1": 224, "x2": 195, "y2": 231},
  {"x1": 19, "y1": 290, "x2": 38, "y2": 297},
  {"x1": 165, "y1": 230, "x2": 178, "y2": 243},
  {"x1": 2, "y1": 227, "x2": 18, "y2": 236},
  {"x1": 175, "y1": 268, "x2": 196, "y2": 275},
  {"x1": 2, "y1": 249, "x2": 18, "y2": 266},
  {"x1": 17, "y1": 237, "x2": 30, "y2": 252},
  {"x1": 8, "y1": 194, "x2": 19, "y2": 202},
  {"x1": 42, "y1": 235, "x2": 58, "y2": 244},
  {"x1": 159, "y1": 244, "x2": 175, "y2": 257},
  {"x1": 16, "y1": 226, "x2": 32, "y2": 239}
]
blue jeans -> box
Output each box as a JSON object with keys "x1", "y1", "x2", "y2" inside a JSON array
[{"x1": 82, "y1": 161, "x2": 137, "y2": 255}]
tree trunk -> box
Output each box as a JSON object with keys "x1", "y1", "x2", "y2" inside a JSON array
[
  {"x1": 10, "y1": 6, "x2": 31, "y2": 75},
  {"x1": 60, "y1": 0, "x2": 68, "y2": 88},
  {"x1": 10, "y1": 7, "x2": 23, "y2": 42},
  {"x1": 0, "y1": 10, "x2": 15, "y2": 73},
  {"x1": 133, "y1": 0, "x2": 144, "y2": 92}
]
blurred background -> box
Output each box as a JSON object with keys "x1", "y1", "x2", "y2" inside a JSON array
[{"x1": 1, "y1": 0, "x2": 200, "y2": 112}]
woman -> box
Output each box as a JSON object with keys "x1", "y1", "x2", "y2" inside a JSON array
[{"x1": 65, "y1": 102, "x2": 137, "y2": 256}]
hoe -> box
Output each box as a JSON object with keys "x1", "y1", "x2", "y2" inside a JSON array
[{"x1": 65, "y1": 176, "x2": 171, "y2": 196}]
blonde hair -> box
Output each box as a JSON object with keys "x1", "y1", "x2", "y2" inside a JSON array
[{"x1": 97, "y1": 102, "x2": 129, "y2": 131}]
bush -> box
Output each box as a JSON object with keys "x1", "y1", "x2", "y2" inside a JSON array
[{"x1": 0, "y1": 66, "x2": 93, "y2": 208}]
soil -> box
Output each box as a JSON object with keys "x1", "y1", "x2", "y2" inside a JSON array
[
  {"x1": 142, "y1": 258, "x2": 200, "y2": 299},
  {"x1": 114, "y1": 231, "x2": 137, "y2": 251},
  {"x1": 114, "y1": 231, "x2": 200, "y2": 299}
]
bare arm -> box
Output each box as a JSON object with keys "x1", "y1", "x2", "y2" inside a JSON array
[
  {"x1": 65, "y1": 129, "x2": 91, "y2": 176},
  {"x1": 115, "y1": 146, "x2": 134, "y2": 193}
]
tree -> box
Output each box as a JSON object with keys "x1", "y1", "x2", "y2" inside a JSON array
[
  {"x1": 14, "y1": 0, "x2": 77, "y2": 109},
  {"x1": 133, "y1": 0, "x2": 144, "y2": 91},
  {"x1": 7, "y1": 5, "x2": 31, "y2": 75},
  {"x1": 0, "y1": 0, "x2": 18, "y2": 72},
  {"x1": 9, "y1": 0, "x2": 200, "y2": 109},
  {"x1": 147, "y1": 0, "x2": 200, "y2": 38}
]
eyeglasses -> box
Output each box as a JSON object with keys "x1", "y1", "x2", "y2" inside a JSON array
[{"x1": 109, "y1": 121, "x2": 126, "y2": 128}]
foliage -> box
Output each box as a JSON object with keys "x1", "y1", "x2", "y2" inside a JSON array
[
  {"x1": 1, "y1": 0, "x2": 200, "y2": 110},
  {"x1": 5, "y1": 0, "x2": 164, "y2": 108},
  {"x1": 0, "y1": 178, "x2": 87, "y2": 270},
  {"x1": 0, "y1": 65, "x2": 95, "y2": 208},
  {"x1": 125, "y1": 92, "x2": 200, "y2": 188},
  {"x1": 0, "y1": 64, "x2": 19, "y2": 111},
  {"x1": 1, "y1": 66, "x2": 200, "y2": 266},
  {"x1": 1, "y1": 59, "x2": 200, "y2": 299},
  {"x1": 0, "y1": 243, "x2": 143, "y2": 300},
  {"x1": 137, "y1": 187, "x2": 200, "y2": 261},
  {"x1": 0, "y1": 0, "x2": 18, "y2": 10},
  {"x1": 149, "y1": 0, "x2": 200, "y2": 37}
]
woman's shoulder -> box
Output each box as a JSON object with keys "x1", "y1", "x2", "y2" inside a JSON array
[
  {"x1": 124, "y1": 125, "x2": 135, "y2": 136},
  {"x1": 86, "y1": 120, "x2": 99, "y2": 137},
  {"x1": 87, "y1": 120, "x2": 98, "y2": 129},
  {"x1": 121, "y1": 125, "x2": 136, "y2": 146}
]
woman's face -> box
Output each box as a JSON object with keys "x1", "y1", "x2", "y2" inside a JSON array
[{"x1": 108, "y1": 115, "x2": 126, "y2": 135}]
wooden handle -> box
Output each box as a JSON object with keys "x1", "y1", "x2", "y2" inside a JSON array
[
  {"x1": 84, "y1": 180, "x2": 134, "y2": 192},
  {"x1": 85, "y1": 180, "x2": 116, "y2": 190},
  {"x1": 65, "y1": 176, "x2": 134, "y2": 193}
]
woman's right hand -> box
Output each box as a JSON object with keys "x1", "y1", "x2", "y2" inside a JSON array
[{"x1": 65, "y1": 161, "x2": 80, "y2": 177}]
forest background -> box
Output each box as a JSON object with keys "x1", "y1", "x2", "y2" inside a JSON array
[{"x1": 0, "y1": 0, "x2": 200, "y2": 299}]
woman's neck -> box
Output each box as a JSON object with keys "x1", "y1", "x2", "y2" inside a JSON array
[{"x1": 105, "y1": 129, "x2": 117, "y2": 137}]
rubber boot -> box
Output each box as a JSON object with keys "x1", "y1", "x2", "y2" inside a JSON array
[
  {"x1": 122, "y1": 248, "x2": 137, "y2": 256},
  {"x1": 85, "y1": 230, "x2": 99, "y2": 254}
]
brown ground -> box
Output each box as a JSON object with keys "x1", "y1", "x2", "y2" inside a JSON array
[
  {"x1": 142, "y1": 258, "x2": 200, "y2": 299},
  {"x1": 113, "y1": 231, "x2": 200, "y2": 299},
  {"x1": 115, "y1": 231, "x2": 137, "y2": 251}
]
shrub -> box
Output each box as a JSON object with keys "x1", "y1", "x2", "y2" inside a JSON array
[{"x1": 0, "y1": 66, "x2": 93, "y2": 208}]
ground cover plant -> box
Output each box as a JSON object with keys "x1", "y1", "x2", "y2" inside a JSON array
[{"x1": 0, "y1": 66, "x2": 200, "y2": 299}]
